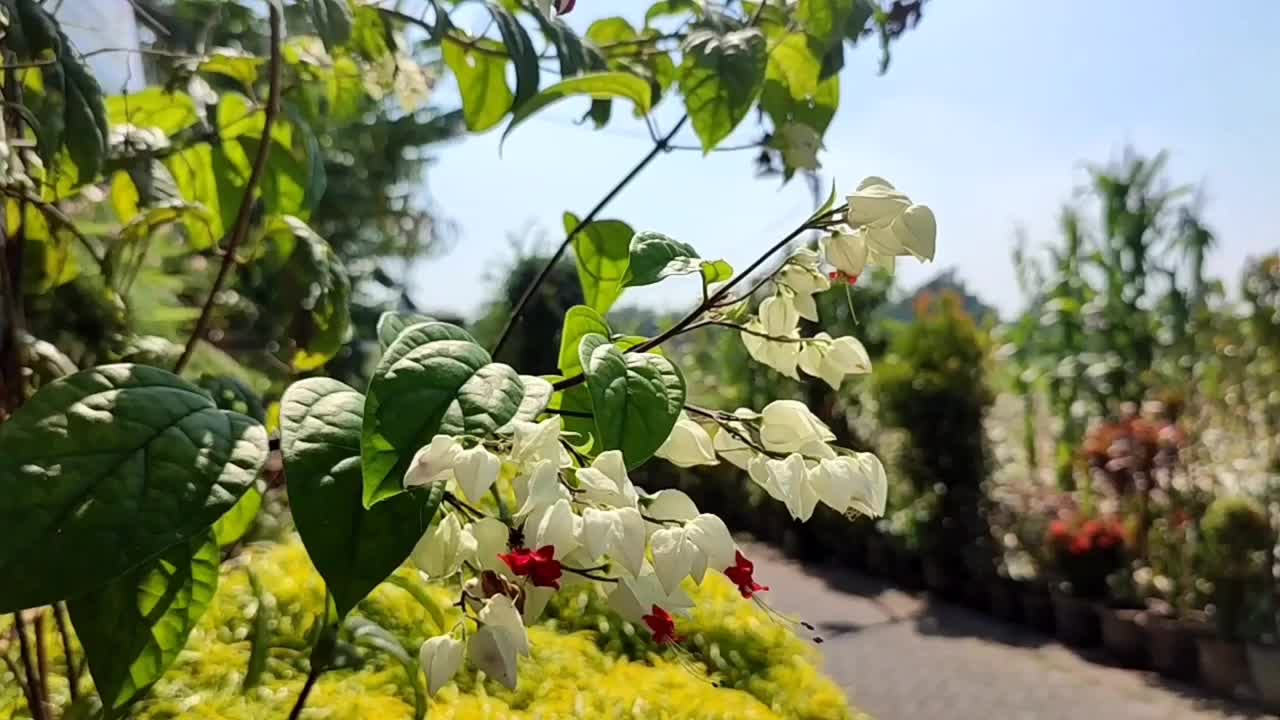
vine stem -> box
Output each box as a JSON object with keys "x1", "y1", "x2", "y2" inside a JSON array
[
  {"x1": 287, "y1": 663, "x2": 323, "y2": 720},
  {"x1": 490, "y1": 115, "x2": 690, "y2": 358},
  {"x1": 13, "y1": 613, "x2": 47, "y2": 720},
  {"x1": 173, "y1": 4, "x2": 283, "y2": 374},
  {"x1": 53, "y1": 603, "x2": 78, "y2": 702}
]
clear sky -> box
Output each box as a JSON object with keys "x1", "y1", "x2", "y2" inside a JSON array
[{"x1": 416, "y1": 0, "x2": 1279, "y2": 320}]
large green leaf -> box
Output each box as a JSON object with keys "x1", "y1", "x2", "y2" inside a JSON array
[
  {"x1": 443, "y1": 39, "x2": 513, "y2": 132},
  {"x1": 485, "y1": 2, "x2": 539, "y2": 108},
  {"x1": 311, "y1": 0, "x2": 355, "y2": 51},
  {"x1": 678, "y1": 28, "x2": 767, "y2": 152},
  {"x1": 626, "y1": 231, "x2": 731, "y2": 287},
  {"x1": 362, "y1": 322, "x2": 525, "y2": 506},
  {"x1": 68, "y1": 531, "x2": 219, "y2": 715},
  {"x1": 376, "y1": 311, "x2": 435, "y2": 351},
  {"x1": 565, "y1": 212, "x2": 634, "y2": 315},
  {"x1": 211, "y1": 483, "x2": 263, "y2": 548},
  {"x1": 798, "y1": 0, "x2": 856, "y2": 47},
  {"x1": 558, "y1": 305, "x2": 611, "y2": 374},
  {"x1": 105, "y1": 89, "x2": 200, "y2": 137},
  {"x1": 267, "y1": 216, "x2": 353, "y2": 371},
  {"x1": 502, "y1": 73, "x2": 652, "y2": 146},
  {"x1": 282, "y1": 379, "x2": 446, "y2": 617},
  {"x1": 578, "y1": 334, "x2": 685, "y2": 468},
  {"x1": 0, "y1": 365, "x2": 267, "y2": 612}
]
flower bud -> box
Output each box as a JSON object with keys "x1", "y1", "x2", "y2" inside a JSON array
[{"x1": 419, "y1": 635, "x2": 465, "y2": 696}]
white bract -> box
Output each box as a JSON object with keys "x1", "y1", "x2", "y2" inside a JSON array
[
  {"x1": 655, "y1": 412, "x2": 718, "y2": 468},
  {"x1": 469, "y1": 595, "x2": 530, "y2": 690},
  {"x1": 644, "y1": 488, "x2": 700, "y2": 524},
  {"x1": 846, "y1": 177, "x2": 936, "y2": 263},
  {"x1": 759, "y1": 400, "x2": 836, "y2": 456},
  {"x1": 454, "y1": 445, "x2": 501, "y2": 503},
  {"x1": 411, "y1": 512, "x2": 475, "y2": 578},
  {"x1": 741, "y1": 295, "x2": 801, "y2": 378},
  {"x1": 581, "y1": 506, "x2": 646, "y2": 576},
  {"x1": 748, "y1": 452, "x2": 887, "y2": 522},
  {"x1": 777, "y1": 253, "x2": 831, "y2": 322},
  {"x1": 797, "y1": 333, "x2": 872, "y2": 389},
  {"x1": 403, "y1": 435, "x2": 461, "y2": 488},
  {"x1": 575, "y1": 450, "x2": 639, "y2": 507},
  {"x1": 650, "y1": 513, "x2": 736, "y2": 593},
  {"x1": 419, "y1": 635, "x2": 465, "y2": 696},
  {"x1": 824, "y1": 232, "x2": 868, "y2": 277},
  {"x1": 464, "y1": 516, "x2": 510, "y2": 574},
  {"x1": 607, "y1": 566, "x2": 696, "y2": 622},
  {"x1": 510, "y1": 417, "x2": 565, "y2": 470}
]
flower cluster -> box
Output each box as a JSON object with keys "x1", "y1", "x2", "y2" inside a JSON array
[
  {"x1": 399, "y1": 176, "x2": 934, "y2": 696},
  {"x1": 1047, "y1": 515, "x2": 1129, "y2": 598}
]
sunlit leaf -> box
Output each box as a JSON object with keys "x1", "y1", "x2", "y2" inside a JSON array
[
  {"x1": 502, "y1": 73, "x2": 652, "y2": 146},
  {"x1": 443, "y1": 39, "x2": 513, "y2": 132},
  {"x1": 579, "y1": 334, "x2": 685, "y2": 468},
  {"x1": 678, "y1": 28, "x2": 767, "y2": 152},
  {"x1": 565, "y1": 211, "x2": 634, "y2": 315}
]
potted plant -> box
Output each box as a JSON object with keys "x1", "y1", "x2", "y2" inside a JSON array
[
  {"x1": 1099, "y1": 566, "x2": 1148, "y2": 667},
  {"x1": 1196, "y1": 495, "x2": 1271, "y2": 697},
  {"x1": 1245, "y1": 593, "x2": 1280, "y2": 710},
  {"x1": 1045, "y1": 515, "x2": 1128, "y2": 647}
]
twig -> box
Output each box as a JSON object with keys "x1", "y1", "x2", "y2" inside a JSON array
[
  {"x1": 53, "y1": 603, "x2": 78, "y2": 702},
  {"x1": 377, "y1": 7, "x2": 508, "y2": 58},
  {"x1": 1, "y1": 654, "x2": 38, "y2": 719},
  {"x1": 0, "y1": 58, "x2": 57, "y2": 70},
  {"x1": 491, "y1": 115, "x2": 690, "y2": 357},
  {"x1": 33, "y1": 612, "x2": 47, "y2": 710},
  {"x1": 173, "y1": 4, "x2": 283, "y2": 374},
  {"x1": 0, "y1": 188, "x2": 106, "y2": 267},
  {"x1": 286, "y1": 663, "x2": 323, "y2": 720},
  {"x1": 13, "y1": 614, "x2": 47, "y2": 720}
]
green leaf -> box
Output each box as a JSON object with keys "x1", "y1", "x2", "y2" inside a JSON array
[
  {"x1": 377, "y1": 311, "x2": 435, "y2": 351},
  {"x1": 241, "y1": 569, "x2": 271, "y2": 691},
  {"x1": 565, "y1": 211, "x2": 634, "y2": 315},
  {"x1": 535, "y1": 15, "x2": 587, "y2": 77},
  {"x1": 558, "y1": 305, "x2": 611, "y2": 374},
  {"x1": 502, "y1": 73, "x2": 652, "y2": 146},
  {"x1": 760, "y1": 30, "x2": 836, "y2": 139},
  {"x1": 443, "y1": 39, "x2": 513, "y2": 132},
  {"x1": 579, "y1": 334, "x2": 686, "y2": 468},
  {"x1": 0, "y1": 365, "x2": 267, "y2": 612},
  {"x1": 212, "y1": 483, "x2": 263, "y2": 548},
  {"x1": 645, "y1": 0, "x2": 700, "y2": 25},
  {"x1": 362, "y1": 322, "x2": 524, "y2": 506},
  {"x1": 106, "y1": 89, "x2": 200, "y2": 137},
  {"x1": 798, "y1": 0, "x2": 855, "y2": 47},
  {"x1": 266, "y1": 216, "x2": 353, "y2": 371},
  {"x1": 347, "y1": 618, "x2": 428, "y2": 720},
  {"x1": 626, "y1": 231, "x2": 700, "y2": 286},
  {"x1": 69, "y1": 532, "x2": 219, "y2": 715},
  {"x1": 806, "y1": 179, "x2": 839, "y2": 225},
  {"x1": 311, "y1": 0, "x2": 355, "y2": 51},
  {"x1": 199, "y1": 50, "x2": 265, "y2": 92},
  {"x1": 701, "y1": 259, "x2": 734, "y2": 285},
  {"x1": 197, "y1": 375, "x2": 266, "y2": 422},
  {"x1": 282, "y1": 378, "x2": 447, "y2": 617},
  {"x1": 485, "y1": 2, "x2": 539, "y2": 108},
  {"x1": 678, "y1": 28, "x2": 767, "y2": 152}
]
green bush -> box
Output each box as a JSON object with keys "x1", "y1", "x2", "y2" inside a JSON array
[
  {"x1": 1201, "y1": 496, "x2": 1272, "y2": 639},
  {"x1": 0, "y1": 540, "x2": 859, "y2": 720}
]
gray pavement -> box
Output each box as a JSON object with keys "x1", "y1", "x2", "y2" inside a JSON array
[{"x1": 743, "y1": 542, "x2": 1273, "y2": 720}]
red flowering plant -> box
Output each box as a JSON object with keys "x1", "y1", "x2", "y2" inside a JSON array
[{"x1": 1046, "y1": 513, "x2": 1130, "y2": 599}]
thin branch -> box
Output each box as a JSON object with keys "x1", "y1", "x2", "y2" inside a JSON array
[
  {"x1": 81, "y1": 46, "x2": 206, "y2": 61},
  {"x1": 0, "y1": 58, "x2": 57, "y2": 70},
  {"x1": 544, "y1": 407, "x2": 593, "y2": 418},
  {"x1": 699, "y1": 320, "x2": 812, "y2": 343},
  {"x1": 377, "y1": 7, "x2": 509, "y2": 58},
  {"x1": 13, "y1": 614, "x2": 46, "y2": 720},
  {"x1": 667, "y1": 141, "x2": 763, "y2": 153},
  {"x1": 33, "y1": 612, "x2": 47, "y2": 711},
  {"x1": 0, "y1": 188, "x2": 106, "y2": 267},
  {"x1": 287, "y1": 663, "x2": 323, "y2": 720},
  {"x1": 52, "y1": 604, "x2": 78, "y2": 702},
  {"x1": 492, "y1": 115, "x2": 690, "y2": 357},
  {"x1": 173, "y1": 4, "x2": 283, "y2": 374},
  {"x1": 1, "y1": 654, "x2": 38, "y2": 720}
]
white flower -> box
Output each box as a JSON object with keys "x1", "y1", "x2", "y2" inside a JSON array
[
  {"x1": 419, "y1": 635, "x2": 465, "y2": 696},
  {"x1": 515, "y1": 459, "x2": 568, "y2": 517},
  {"x1": 575, "y1": 450, "x2": 639, "y2": 507},
  {"x1": 655, "y1": 413, "x2": 718, "y2": 468},
  {"x1": 824, "y1": 232, "x2": 868, "y2": 277},
  {"x1": 411, "y1": 512, "x2": 475, "y2": 578},
  {"x1": 798, "y1": 333, "x2": 872, "y2": 389},
  {"x1": 712, "y1": 423, "x2": 755, "y2": 470},
  {"x1": 748, "y1": 454, "x2": 817, "y2": 521},
  {"x1": 778, "y1": 259, "x2": 831, "y2": 322},
  {"x1": 607, "y1": 566, "x2": 695, "y2": 623},
  {"x1": 759, "y1": 400, "x2": 835, "y2": 456},
  {"x1": 650, "y1": 514, "x2": 736, "y2": 594},
  {"x1": 454, "y1": 446, "x2": 500, "y2": 503},
  {"x1": 403, "y1": 435, "x2": 461, "y2": 488},
  {"x1": 469, "y1": 596, "x2": 530, "y2": 690},
  {"x1": 644, "y1": 489, "x2": 700, "y2": 524},
  {"x1": 510, "y1": 417, "x2": 563, "y2": 469},
  {"x1": 846, "y1": 177, "x2": 936, "y2": 262},
  {"x1": 847, "y1": 177, "x2": 911, "y2": 229},
  {"x1": 741, "y1": 295, "x2": 802, "y2": 378},
  {"x1": 581, "y1": 506, "x2": 646, "y2": 576},
  {"x1": 464, "y1": 517, "x2": 511, "y2": 574},
  {"x1": 844, "y1": 452, "x2": 888, "y2": 518},
  {"x1": 524, "y1": 497, "x2": 581, "y2": 557}
]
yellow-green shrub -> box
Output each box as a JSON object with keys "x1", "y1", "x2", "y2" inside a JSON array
[{"x1": 2, "y1": 539, "x2": 861, "y2": 720}]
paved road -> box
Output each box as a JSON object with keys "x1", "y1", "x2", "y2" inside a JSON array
[{"x1": 743, "y1": 542, "x2": 1273, "y2": 720}]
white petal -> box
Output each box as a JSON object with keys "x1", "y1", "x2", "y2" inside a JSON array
[
  {"x1": 477, "y1": 595, "x2": 530, "y2": 656},
  {"x1": 527, "y1": 498, "x2": 580, "y2": 557},
  {"x1": 581, "y1": 507, "x2": 618, "y2": 561},
  {"x1": 848, "y1": 452, "x2": 888, "y2": 517},
  {"x1": 454, "y1": 446, "x2": 500, "y2": 503},
  {"x1": 469, "y1": 625, "x2": 519, "y2": 690},
  {"x1": 646, "y1": 489, "x2": 699, "y2": 523},
  {"x1": 403, "y1": 435, "x2": 461, "y2": 488},
  {"x1": 896, "y1": 204, "x2": 936, "y2": 261},
  {"x1": 411, "y1": 512, "x2": 464, "y2": 578},
  {"x1": 808, "y1": 458, "x2": 856, "y2": 514},
  {"x1": 613, "y1": 507, "x2": 647, "y2": 577},
  {"x1": 771, "y1": 454, "x2": 818, "y2": 521},
  {"x1": 655, "y1": 414, "x2": 719, "y2": 468},
  {"x1": 824, "y1": 233, "x2": 868, "y2": 277},
  {"x1": 791, "y1": 290, "x2": 819, "y2": 322},
  {"x1": 759, "y1": 400, "x2": 835, "y2": 454},
  {"x1": 465, "y1": 517, "x2": 510, "y2": 573},
  {"x1": 847, "y1": 183, "x2": 911, "y2": 229},
  {"x1": 713, "y1": 424, "x2": 755, "y2": 470},
  {"x1": 576, "y1": 450, "x2": 639, "y2": 507},
  {"x1": 511, "y1": 417, "x2": 562, "y2": 468},
  {"x1": 686, "y1": 514, "x2": 735, "y2": 576},
  {"x1": 650, "y1": 527, "x2": 694, "y2": 595},
  {"x1": 759, "y1": 295, "x2": 799, "y2": 335},
  {"x1": 515, "y1": 460, "x2": 565, "y2": 517},
  {"x1": 797, "y1": 334, "x2": 831, "y2": 381},
  {"x1": 420, "y1": 635, "x2": 465, "y2": 696},
  {"x1": 521, "y1": 586, "x2": 555, "y2": 624}
]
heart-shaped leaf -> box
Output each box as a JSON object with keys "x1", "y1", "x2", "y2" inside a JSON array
[
  {"x1": 376, "y1": 311, "x2": 435, "y2": 351},
  {"x1": 579, "y1": 334, "x2": 685, "y2": 468},
  {"x1": 282, "y1": 378, "x2": 446, "y2": 617},
  {"x1": 68, "y1": 531, "x2": 219, "y2": 715},
  {"x1": 362, "y1": 322, "x2": 525, "y2": 506},
  {"x1": 0, "y1": 364, "x2": 267, "y2": 611}
]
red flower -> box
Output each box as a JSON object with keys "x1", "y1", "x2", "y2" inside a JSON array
[
  {"x1": 499, "y1": 545, "x2": 563, "y2": 589},
  {"x1": 643, "y1": 605, "x2": 682, "y2": 645},
  {"x1": 724, "y1": 550, "x2": 770, "y2": 598},
  {"x1": 828, "y1": 271, "x2": 860, "y2": 286},
  {"x1": 1048, "y1": 520, "x2": 1071, "y2": 542}
]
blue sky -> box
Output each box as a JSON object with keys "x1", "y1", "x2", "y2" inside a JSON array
[{"x1": 419, "y1": 0, "x2": 1279, "y2": 320}]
